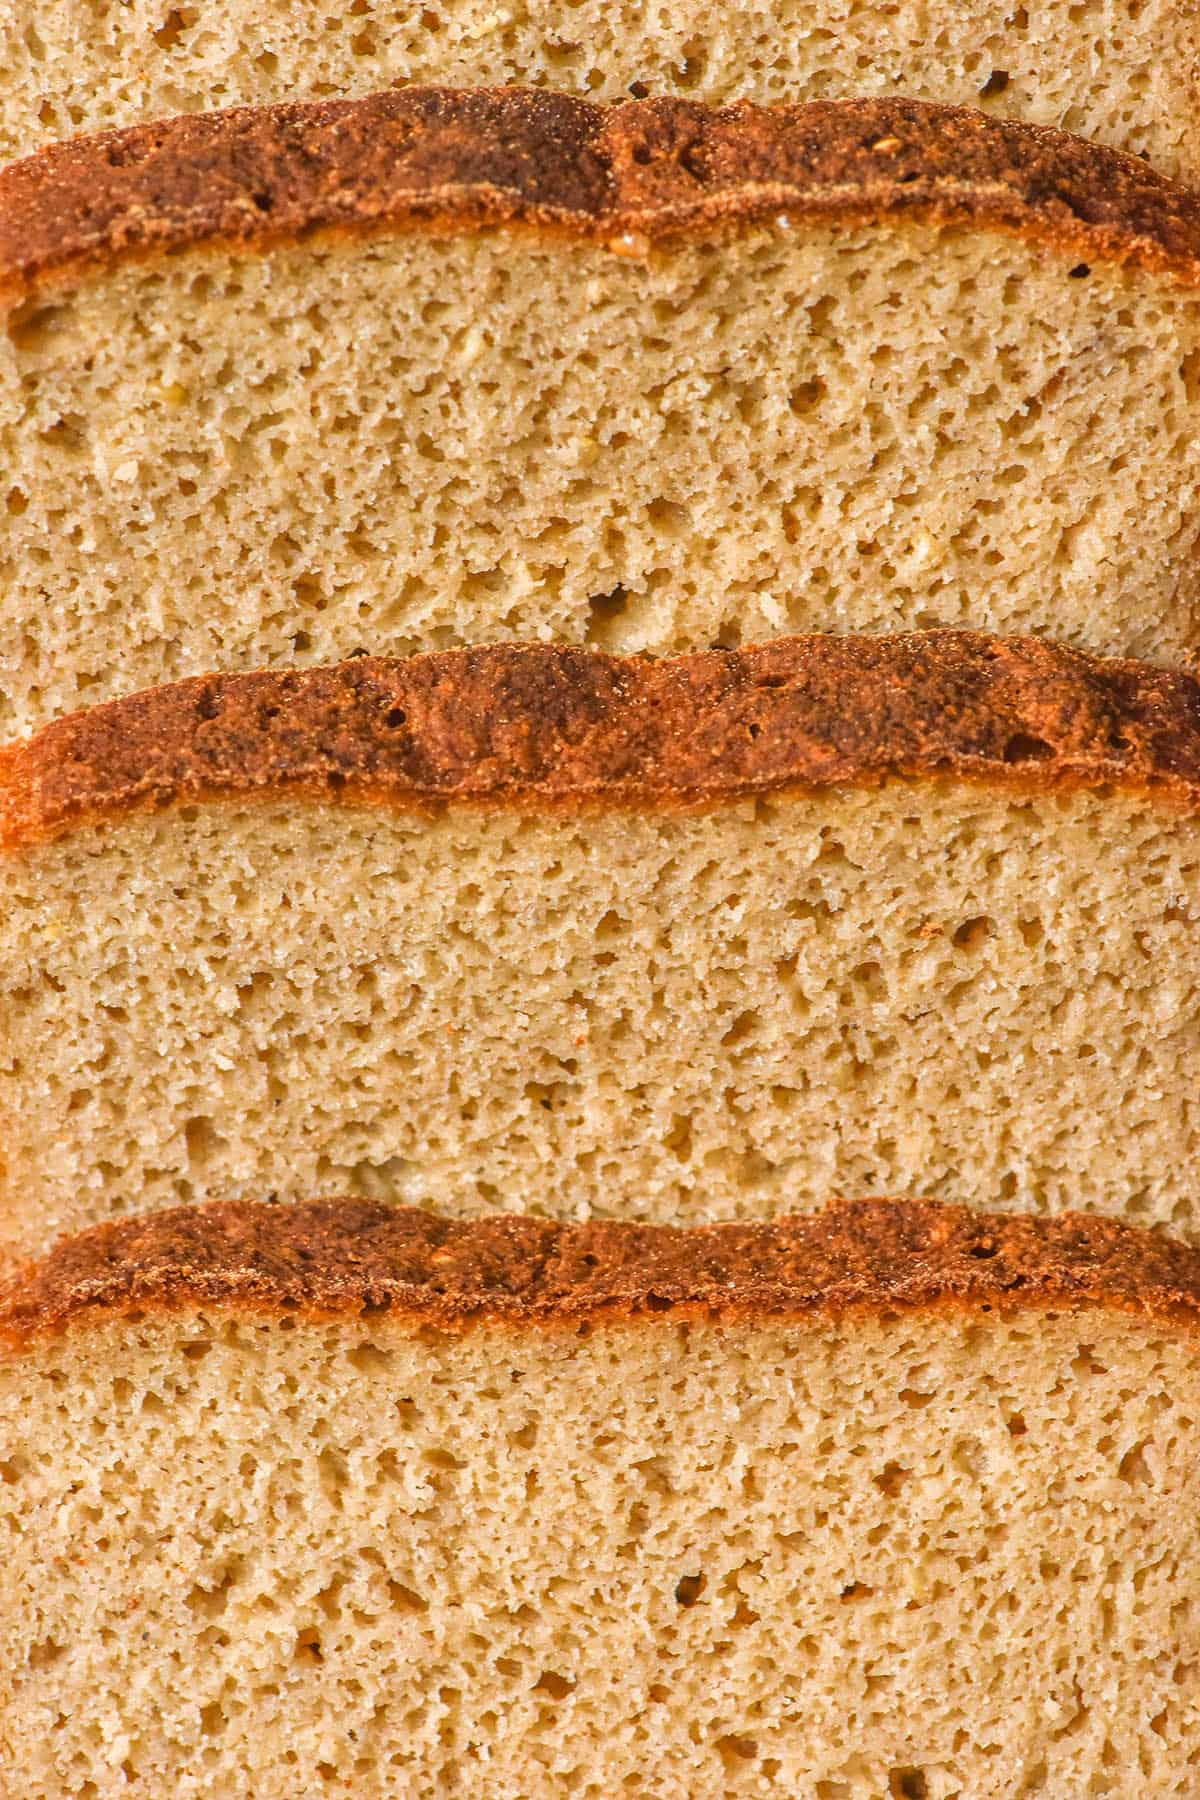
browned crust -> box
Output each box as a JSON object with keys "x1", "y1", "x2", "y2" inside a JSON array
[
  {"x1": 4, "y1": 633, "x2": 1200, "y2": 849},
  {"x1": 3, "y1": 89, "x2": 1200, "y2": 307},
  {"x1": 3, "y1": 1198, "x2": 1200, "y2": 1351}
]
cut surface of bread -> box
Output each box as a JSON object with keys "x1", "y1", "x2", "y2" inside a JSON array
[
  {"x1": 4, "y1": 92, "x2": 1200, "y2": 734},
  {"x1": 5, "y1": 633, "x2": 1200, "y2": 1256},
  {"x1": 2, "y1": 1197, "x2": 1200, "y2": 1797},
  {"x1": 3, "y1": 0, "x2": 1197, "y2": 178}
]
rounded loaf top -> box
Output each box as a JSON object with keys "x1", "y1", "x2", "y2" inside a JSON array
[
  {"x1": 3, "y1": 633, "x2": 1200, "y2": 848},
  {"x1": 4, "y1": 89, "x2": 1200, "y2": 304}
]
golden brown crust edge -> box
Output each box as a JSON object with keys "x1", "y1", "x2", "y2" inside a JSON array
[
  {"x1": 4, "y1": 89, "x2": 1200, "y2": 306},
  {"x1": 4, "y1": 633, "x2": 1200, "y2": 849},
  {"x1": 3, "y1": 1198, "x2": 1200, "y2": 1351}
]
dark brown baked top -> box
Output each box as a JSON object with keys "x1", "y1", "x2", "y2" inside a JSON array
[
  {"x1": 4, "y1": 633, "x2": 1200, "y2": 848},
  {"x1": 4, "y1": 1197, "x2": 1200, "y2": 1349},
  {"x1": 3, "y1": 88, "x2": 1200, "y2": 304}
]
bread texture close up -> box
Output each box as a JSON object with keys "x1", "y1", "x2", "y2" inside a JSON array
[
  {"x1": 5, "y1": 633, "x2": 1200, "y2": 1257},
  {"x1": 2, "y1": 1197, "x2": 1199, "y2": 1797},
  {"x1": 3, "y1": 0, "x2": 1197, "y2": 178},
  {"x1": 4, "y1": 90, "x2": 1200, "y2": 734}
]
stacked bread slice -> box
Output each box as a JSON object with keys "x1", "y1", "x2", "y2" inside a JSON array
[
  {"x1": 4, "y1": 1198, "x2": 1200, "y2": 1796},
  {"x1": 3, "y1": 16, "x2": 1200, "y2": 1796},
  {"x1": 5, "y1": 632, "x2": 1200, "y2": 1258},
  {"x1": 4, "y1": 91, "x2": 1200, "y2": 732}
]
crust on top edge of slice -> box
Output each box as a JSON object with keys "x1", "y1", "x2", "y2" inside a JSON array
[
  {"x1": 3, "y1": 634, "x2": 1200, "y2": 848},
  {"x1": 3, "y1": 89, "x2": 1200, "y2": 305},
  {"x1": 4, "y1": 1197, "x2": 1200, "y2": 1348}
]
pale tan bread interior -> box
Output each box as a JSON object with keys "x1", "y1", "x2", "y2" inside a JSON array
[
  {"x1": 5, "y1": 782, "x2": 1200, "y2": 1257},
  {"x1": 4, "y1": 224, "x2": 1200, "y2": 736},
  {"x1": 3, "y1": 0, "x2": 1197, "y2": 179},
  {"x1": 2, "y1": 1300, "x2": 1197, "y2": 1796}
]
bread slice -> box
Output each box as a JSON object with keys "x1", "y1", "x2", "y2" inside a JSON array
[
  {"x1": 5, "y1": 631, "x2": 1200, "y2": 1257},
  {"x1": 5, "y1": 92, "x2": 1200, "y2": 736},
  {"x1": 6, "y1": 0, "x2": 1198, "y2": 179},
  {"x1": 3, "y1": 1195, "x2": 1200, "y2": 1797}
]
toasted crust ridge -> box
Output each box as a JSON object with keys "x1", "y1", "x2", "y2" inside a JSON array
[
  {"x1": 3, "y1": 1198, "x2": 1200, "y2": 1348},
  {"x1": 3, "y1": 633, "x2": 1200, "y2": 847},
  {"x1": 4, "y1": 89, "x2": 1200, "y2": 304}
]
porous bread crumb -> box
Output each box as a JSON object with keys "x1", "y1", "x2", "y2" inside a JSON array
[
  {"x1": 5, "y1": 777, "x2": 1200, "y2": 1256},
  {"x1": 3, "y1": 94, "x2": 1200, "y2": 732},
  {"x1": 2, "y1": 0, "x2": 1197, "y2": 178},
  {"x1": 5, "y1": 633, "x2": 1199, "y2": 1256},
  {"x1": 2, "y1": 1200, "x2": 1198, "y2": 1795}
]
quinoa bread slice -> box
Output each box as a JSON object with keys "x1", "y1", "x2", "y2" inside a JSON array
[
  {"x1": 4, "y1": 92, "x2": 1200, "y2": 733},
  {"x1": 3, "y1": 0, "x2": 1197, "y2": 179},
  {"x1": 2, "y1": 1196, "x2": 1199, "y2": 1796},
  {"x1": 5, "y1": 632, "x2": 1200, "y2": 1255}
]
